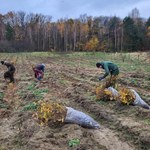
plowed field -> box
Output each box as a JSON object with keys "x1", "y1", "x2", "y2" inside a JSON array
[{"x1": 0, "y1": 52, "x2": 150, "y2": 150}]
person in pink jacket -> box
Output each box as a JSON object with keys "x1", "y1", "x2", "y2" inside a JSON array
[{"x1": 32, "y1": 64, "x2": 45, "y2": 81}]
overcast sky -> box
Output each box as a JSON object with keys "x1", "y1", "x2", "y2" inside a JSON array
[{"x1": 1, "y1": 0, "x2": 150, "y2": 21}]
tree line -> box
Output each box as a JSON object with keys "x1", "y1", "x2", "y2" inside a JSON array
[{"x1": 0, "y1": 8, "x2": 150, "y2": 52}]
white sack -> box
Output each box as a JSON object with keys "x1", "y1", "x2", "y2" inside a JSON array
[
  {"x1": 107, "y1": 87, "x2": 150, "y2": 109},
  {"x1": 107, "y1": 87, "x2": 119, "y2": 97},
  {"x1": 65, "y1": 107, "x2": 100, "y2": 129},
  {"x1": 131, "y1": 89, "x2": 150, "y2": 109}
]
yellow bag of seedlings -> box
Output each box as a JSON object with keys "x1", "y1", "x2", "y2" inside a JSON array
[
  {"x1": 95, "y1": 85, "x2": 116, "y2": 101},
  {"x1": 118, "y1": 87, "x2": 135, "y2": 105},
  {"x1": 35, "y1": 102, "x2": 67, "y2": 125}
]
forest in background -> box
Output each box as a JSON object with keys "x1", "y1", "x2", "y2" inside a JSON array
[{"x1": 0, "y1": 8, "x2": 150, "y2": 52}]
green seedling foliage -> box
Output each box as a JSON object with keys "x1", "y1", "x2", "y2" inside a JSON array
[
  {"x1": 0, "y1": 92, "x2": 7, "y2": 108},
  {"x1": 0, "y1": 103, "x2": 8, "y2": 109},
  {"x1": 143, "y1": 119, "x2": 150, "y2": 125},
  {"x1": 26, "y1": 82, "x2": 37, "y2": 90},
  {"x1": 23, "y1": 102, "x2": 38, "y2": 111},
  {"x1": 33, "y1": 89, "x2": 49, "y2": 99},
  {"x1": 25, "y1": 82, "x2": 49, "y2": 100},
  {"x1": 68, "y1": 139, "x2": 80, "y2": 147},
  {"x1": 0, "y1": 92, "x2": 4, "y2": 100}
]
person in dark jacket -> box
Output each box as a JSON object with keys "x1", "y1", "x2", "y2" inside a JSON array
[
  {"x1": 32, "y1": 63, "x2": 45, "y2": 81},
  {"x1": 96, "y1": 61, "x2": 119, "y2": 87},
  {"x1": 1, "y1": 61, "x2": 16, "y2": 83}
]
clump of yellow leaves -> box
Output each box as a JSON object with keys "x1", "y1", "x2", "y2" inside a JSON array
[
  {"x1": 96, "y1": 76, "x2": 118, "y2": 101},
  {"x1": 118, "y1": 88, "x2": 135, "y2": 105},
  {"x1": 103, "y1": 76, "x2": 118, "y2": 89},
  {"x1": 96, "y1": 85, "x2": 116, "y2": 101},
  {"x1": 35, "y1": 102, "x2": 67, "y2": 126}
]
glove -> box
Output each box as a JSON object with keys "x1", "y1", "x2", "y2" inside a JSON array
[
  {"x1": 99, "y1": 77, "x2": 103, "y2": 81},
  {"x1": 1, "y1": 61, "x2": 4, "y2": 65}
]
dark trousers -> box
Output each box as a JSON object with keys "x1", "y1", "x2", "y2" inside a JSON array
[{"x1": 4, "y1": 71, "x2": 15, "y2": 83}]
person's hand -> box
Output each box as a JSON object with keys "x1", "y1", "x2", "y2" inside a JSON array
[
  {"x1": 99, "y1": 77, "x2": 103, "y2": 81},
  {"x1": 1, "y1": 61, "x2": 4, "y2": 65}
]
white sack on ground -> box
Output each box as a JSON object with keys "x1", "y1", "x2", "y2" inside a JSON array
[
  {"x1": 107, "y1": 87, "x2": 119, "y2": 97},
  {"x1": 65, "y1": 107, "x2": 100, "y2": 129},
  {"x1": 107, "y1": 87, "x2": 150, "y2": 109},
  {"x1": 130, "y1": 89, "x2": 150, "y2": 109}
]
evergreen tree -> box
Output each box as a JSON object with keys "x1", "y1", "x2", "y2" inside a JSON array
[{"x1": 5, "y1": 23, "x2": 14, "y2": 41}]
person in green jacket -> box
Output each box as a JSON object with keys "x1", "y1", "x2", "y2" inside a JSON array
[
  {"x1": 96, "y1": 61, "x2": 119, "y2": 87},
  {"x1": 96, "y1": 61, "x2": 119, "y2": 80}
]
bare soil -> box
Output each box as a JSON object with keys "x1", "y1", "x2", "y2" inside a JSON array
[{"x1": 0, "y1": 53, "x2": 150, "y2": 150}]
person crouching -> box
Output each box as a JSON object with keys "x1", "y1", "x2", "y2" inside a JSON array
[
  {"x1": 1, "y1": 61, "x2": 16, "y2": 83},
  {"x1": 32, "y1": 64, "x2": 45, "y2": 81}
]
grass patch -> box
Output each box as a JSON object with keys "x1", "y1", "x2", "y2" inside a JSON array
[
  {"x1": 143, "y1": 119, "x2": 150, "y2": 125},
  {"x1": 68, "y1": 139, "x2": 80, "y2": 147},
  {"x1": 33, "y1": 89, "x2": 49, "y2": 99},
  {"x1": 26, "y1": 82, "x2": 37, "y2": 90},
  {"x1": 0, "y1": 146, "x2": 7, "y2": 150},
  {"x1": 0, "y1": 103, "x2": 8, "y2": 109},
  {"x1": 18, "y1": 82, "x2": 49, "y2": 100},
  {"x1": 23, "y1": 102, "x2": 38, "y2": 111},
  {"x1": 59, "y1": 79, "x2": 67, "y2": 85},
  {"x1": 26, "y1": 82, "x2": 49, "y2": 99},
  {"x1": 0, "y1": 92, "x2": 4, "y2": 100},
  {"x1": 0, "y1": 92, "x2": 8, "y2": 108}
]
